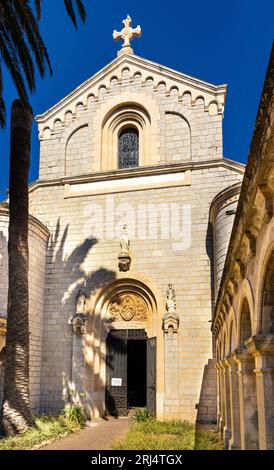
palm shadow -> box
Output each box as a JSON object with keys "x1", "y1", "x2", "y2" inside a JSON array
[{"x1": 39, "y1": 218, "x2": 121, "y2": 419}]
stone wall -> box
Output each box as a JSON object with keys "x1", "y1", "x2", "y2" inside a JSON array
[
  {"x1": 29, "y1": 162, "x2": 243, "y2": 420},
  {"x1": 37, "y1": 55, "x2": 226, "y2": 180},
  {"x1": 31, "y1": 51, "x2": 244, "y2": 421},
  {"x1": 0, "y1": 205, "x2": 49, "y2": 411}
]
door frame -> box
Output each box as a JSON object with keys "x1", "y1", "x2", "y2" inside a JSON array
[
  {"x1": 87, "y1": 272, "x2": 165, "y2": 420},
  {"x1": 105, "y1": 328, "x2": 149, "y2": 416}
]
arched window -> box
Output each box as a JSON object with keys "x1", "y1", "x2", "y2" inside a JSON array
[{"x1": 118, "y1": 127, "x2": 139, "y2": 168}]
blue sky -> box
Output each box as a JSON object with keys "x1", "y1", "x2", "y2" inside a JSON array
[{"x1": 0, "y1": 0, "x2": 273, "y2": 201}]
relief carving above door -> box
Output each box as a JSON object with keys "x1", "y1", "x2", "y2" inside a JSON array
[{"x1": 108, "y1": 293, "x2": 148, "y2": 321}]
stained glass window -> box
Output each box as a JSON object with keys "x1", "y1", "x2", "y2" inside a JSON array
[{"x1": 118, "y1": 127, "x2": 139, "y2": 168}]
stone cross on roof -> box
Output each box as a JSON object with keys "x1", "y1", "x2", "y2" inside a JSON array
[{"x1": 113, "y1": 15, "x2": 141, "y2": 57}]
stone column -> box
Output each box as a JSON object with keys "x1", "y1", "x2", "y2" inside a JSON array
[
  {"x1": 222, "y1": 359, "x2": 231, "y2": 444},
  {"x1": 246, "y1": 335, "x2": 274, "y2": 450},
  {"x1": 71, "y1": 333, "x2": 85, "y2": 403},
  {"x1": 215, "y1": 362, "x2": 222, "y2": 432},
  {"x1": 164, "y1": 327, "x2": 179, "y2": 418},
  {"x1": 227, "y1": 353, "x2": 241, "y2": 449},
  {"x1": 236, "y1": 347, "x2": 259, "y2": 450},
  {"x1": 218, "y1": 361, "x2": 226, "y2": 435},
  {"x1": 69, "y1": 312, "x2": 88, "y2": 411},
  {"x1": 162, "y1": 285, "x2": 179, "y2": 420}
]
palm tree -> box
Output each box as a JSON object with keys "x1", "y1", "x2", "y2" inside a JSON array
[
  {"x1": 1, "y1": 100, "x2": 33, "y2": 436},
  {"x1": 0, "y1": 0, "x2": 86, "y2": 126},
  {"x1": 0, "y1": 0, "x2": 86, "y2": 436}
]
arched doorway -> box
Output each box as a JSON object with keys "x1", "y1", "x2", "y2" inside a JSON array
[{"x1": 88, "y1": 273, "x2": 164, "y2": 419}]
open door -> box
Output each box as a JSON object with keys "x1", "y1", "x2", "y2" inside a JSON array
[
  {"x1": 147, "y1": 337, "x2": 156, "y2": 417},
  {"x1": 106, "y1": 331, "x2": 127, "y2": 416}
]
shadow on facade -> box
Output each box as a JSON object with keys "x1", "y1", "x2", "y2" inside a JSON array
[
  {"x1": 193, "y1": 220, "x2": 217, "y2": 431},
  {"x1": 195, "y1": 359, "x2": 217, "y2": 426},
  {"x1": 40, "y1": 218, "x2": 120, "y2": 417}
]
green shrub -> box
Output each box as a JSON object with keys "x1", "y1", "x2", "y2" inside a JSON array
[
  {"x1": 0, "y1": 410, "x2": 84, "y2": 450},
  {"x1": 133, "y1": 408, "x2": 151, "y2": 422},
  {"x1": 61, "y1": 405, "x2": 85, "y2": 426}
]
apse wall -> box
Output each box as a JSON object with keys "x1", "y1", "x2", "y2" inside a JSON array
[
  {"x1": 0, "y1": 204, "x2": 49, "y2": 410},
  {"x1": 210, "y1": 183, "x2": 242, "y2": 301}
]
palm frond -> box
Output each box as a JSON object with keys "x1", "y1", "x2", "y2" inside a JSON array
[
  {"x1": 0, "y1": 27, "x2": 29, "y2": 104},
  {"x1": 75, "y1": 0, "x2": 87, "y2": 23},
  {"x1": 0, "y1": 64, "x2": 6, "y2": 128},
  {"x1": 13, "y1": 0, "x2": 52, "y2": 76},
  {"x1": 34, "y1": 0, "x2": 42, "y2": 20},
  {"x1": 64, "y1": 0, "x2": 86, "y2": 29},
  {"x1": 64, "y1": 0, "x2": 77, "y2": 28},
  {"x1": 0, "y1": 3, "x2": 36, "y2": 91}
]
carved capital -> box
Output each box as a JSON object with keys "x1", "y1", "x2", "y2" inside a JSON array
[
  {"x1": 162, "y1": 313, "x2": 179, "y2": 334},
  {"x1": 235, "y1": 258, "x2": 246, "y2": 279},
  {"x1": 69, "y1": 313, "x2": 88, "y2": 336},
  {"x1": 118, "y1": 254, "x2": 131, "y2": 272},
  {"x1": 245, "y1": 206, "x2": 264, "y2": 240}
]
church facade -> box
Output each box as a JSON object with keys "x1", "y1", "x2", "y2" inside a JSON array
[{"x1": 0, "y1": 18, "x2": 245, "y2": 424}]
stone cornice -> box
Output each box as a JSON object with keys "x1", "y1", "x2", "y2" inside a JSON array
[
  {"x1": 212, "y1": 44, "x2": 274, "y2": 336},
  {"x1": 0, "y1": 203, "x2": 50, "y2": 241},
  {"x1": 36, "y1": 53, "x2": 227, "y2": 124},
  {"x1": 28, "y1": 158, "x2": 245, "y2": 194}
]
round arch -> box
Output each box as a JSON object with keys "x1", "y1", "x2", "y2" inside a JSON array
[
  {"x1": 227, "y1": 306, "x2": 237, "y2": 354},
  {"x1": 260, "y1": 247, "x2": 274, "y2": 334},
  {"x1": 85, "y1": 272, "x2": 165, "y2": 420},
  {"x1": 92, "y1": 91, "x2": 161, "y2": 171},
  {"x1": 236, "y1": 279, "x2": 255, "y2": 347},
  {"x1": 101, "y1": 103, "x2": 150, "y2": 170}
]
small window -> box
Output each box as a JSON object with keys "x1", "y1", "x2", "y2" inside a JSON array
[{"x1": 118, "y1": 127, "x2": 139, "y2": 168}]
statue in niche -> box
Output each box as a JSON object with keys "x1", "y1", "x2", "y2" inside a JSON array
[
  {"x1": 118, "y1": 224, "x2": 131, "y2": 271},
  {"x1": 120, "y1": 224, "x2": 130, "y2": 255},
  {"x1": 69, "y1": 290, "x2": 87, "y2": 336},
  {"x1": 76, "y1": 289, "x2": 86, "y2": 314},
  {"x1": 166, "y1": 284, "x2": 176, "y2": 313},
  {"x1": 163, "y1": 284, "x2": 179, "y2": 334}
]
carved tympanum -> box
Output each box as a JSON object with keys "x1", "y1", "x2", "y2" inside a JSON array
[{"x1": 108, "y1": 294, "x2": 148, "y2": 321}]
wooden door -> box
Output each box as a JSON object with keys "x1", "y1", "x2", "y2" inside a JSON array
[
  {"x1": 106, "y1": 330, "x2": 127, "y2": 416},
  {"x1": 147, "y1": 337, "x2": 156, "y2": 417}
]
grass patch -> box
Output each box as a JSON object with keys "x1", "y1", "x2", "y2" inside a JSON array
[
  {"x1": 0, "y1": 408, "x2": 84, "y2": 450},
  {"x1": 113, "y1": 419, "x2": 223, "y2": 450}
]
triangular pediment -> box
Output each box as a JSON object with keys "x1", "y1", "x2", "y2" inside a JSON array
[{"x1": 36, "y1": 53, "x2": 227, "y2": 127}]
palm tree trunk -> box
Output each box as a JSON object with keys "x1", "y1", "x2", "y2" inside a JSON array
[{"x1": 0, "y1": 100, "x2": 33, "y2": 436}]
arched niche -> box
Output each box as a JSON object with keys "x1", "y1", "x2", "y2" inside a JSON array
[
  {"x1": 65, "y1": 124, "x2": 89, "y2": 176},
  {"x1": 165, "y1": 111, "x2": 191, "y2": 162},
  {"x1": 101, "y1": 103, "x2": 151, "y2": 170}
]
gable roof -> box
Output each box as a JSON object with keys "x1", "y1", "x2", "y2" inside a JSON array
[{"x1": 36, "y1": 52, "x2": 227, "y2": 124}]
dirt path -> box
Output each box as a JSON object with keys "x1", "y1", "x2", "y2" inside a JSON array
[{"x1": 40, "y1": 416, "x2": 131, "y2": 450}]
